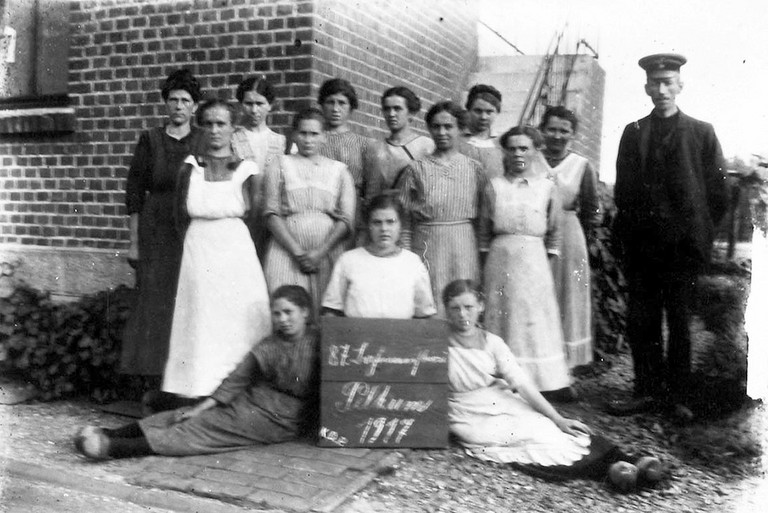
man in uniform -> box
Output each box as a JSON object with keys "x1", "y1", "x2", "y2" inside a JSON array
[{"x1": 610, "y1": 53, "x2": 728, "y2": 417}]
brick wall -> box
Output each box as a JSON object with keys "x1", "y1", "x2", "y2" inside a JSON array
[
  {"x1": 563, "y1": 56, "x2": 605, "y2": 177},
  {"x1": 0, "y1": 0, "x2": 478, "y2": 295}
]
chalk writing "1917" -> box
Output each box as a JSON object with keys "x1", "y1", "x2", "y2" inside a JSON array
[
  {"x1": 359, "y1": 416, "x2": 415, "y2": 445},
  {"x1": 327, "y1": 342, "x2": 446, "y2": 377}
]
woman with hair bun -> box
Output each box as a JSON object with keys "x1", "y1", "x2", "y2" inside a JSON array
[
  {"x1": 398, "y1": 101, "x2": 487, "y2": 317},
  {"x1": 540, "y1": 106, "x2": 601, "y2": 372},
  {"x1": 379, "y1": 86, "x2": 435, "y2": 190},
  {"x1": 121, "y1": 69, "x2": 204, "y2": 384},
  {"x1": 461, "y1": 84, "x2": 505, "y2": 179},
  {"x1": 317, "y1": 78, "x2": 387, "y2": 245},
  {"x1": 231, "y1": 76, "x2": 288, "y2": 259}
]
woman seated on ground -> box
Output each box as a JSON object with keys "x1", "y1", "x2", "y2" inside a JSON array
[
  {"x1": 444, "y1": 279, "x2": 663, "y2": 491},
  {"x1": 321, "y1": 193, "x2": 436, "y2": 319},
  {"x1": 74, "y1": 286, "x2": 318, "y2": 460}
]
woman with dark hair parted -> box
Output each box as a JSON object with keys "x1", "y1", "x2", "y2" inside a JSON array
[
  {"x1": 231, "y1": 76, "x2": 287, "y2": 259},
  {"x1": 379, "y1": 86, "x2": 434, "y2": 190},
  {"x1": 121, "y1": 69, "x2": 204, "y2": 385},
  {"x1": 318, "y1": 78, "x2": 387, "y2": 245},
  {"x1": 443, "y1": 279, "x2": 664, "y2": 491},
  {"x1": 540, "y1": 106, "x2": 601, "y2": 372},
  {"x1": 480, "y1": 125, "x2": 574, "y2": 398},
  {"x1": 160, "y1": 99, "x2": 271, "y2": 405},
  {"x1": 74, "y1": 286, "x2": 318, "y2": 460},
  {"x1": 321, "y1": 194, "x2": 436, "y2": 319},
  {"x1": 263, "y1": 108, "x2": 356, "y2": 314},
  {"x1": 397, "y1": 101, "x2": 487, "y2": 317},
  {"x1": 460, "y1": 84, "x2": 505, "y2": 179}
]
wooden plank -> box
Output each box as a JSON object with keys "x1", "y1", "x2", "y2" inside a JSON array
[
  {"x1": 320, "y1": 317, "x2": 449, "y2": 383},
  {"x1": 318, "y1": 382, "x2": 448, "y2": 448}
]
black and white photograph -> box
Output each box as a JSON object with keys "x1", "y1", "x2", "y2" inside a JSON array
[{"x1": 1, "y1": 0, "x2": 766, "y2": 511}]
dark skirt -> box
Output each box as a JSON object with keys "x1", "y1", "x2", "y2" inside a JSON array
[{"x1": 120, "y1": 192, "x2": 182, "y2": 375}]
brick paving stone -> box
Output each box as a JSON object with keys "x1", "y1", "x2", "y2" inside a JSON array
[
  {"x1": 174, "y1": 454, "x2": 241, "y2": 469},
  {"x1": 250, "y1": 476, "x2": 323, "y2": 499},
  {"x1": 278, "y1": 456, "x2": 349, "y2": 476},
  {"x1": 310, "y1": 449, "x2": 391, "y2": 471},
  {"x1": 139, "y1": 459, "x2": 200, "y2": 478},
  {"x1": 323, "y1": 447, "x2": 372, "y2": 457},
  {"x1": 248, "y1": 489, "x2": 314, "y2": 512},
  {"x1": 131, "y1": 471, "x2": 192, "y2": 492},
  {"x1": 281, "y1": 470, "x2": 360, "y2": 490},
  {"x1": 193, "y1": 467, "x2": 260, "y2": 487},
  {"x1": 226, "y1": 459, "x2": 288, "y2": 479}
]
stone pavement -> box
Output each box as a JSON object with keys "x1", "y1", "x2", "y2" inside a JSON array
[
  {"x1": 3, "y1": 440, "x2": 400, "y2": 513},
  {"x1": 0, "y1": 399, "x2": 401, "y2": 513},
  {"x1": 128, "y1": 442, "x2": 399, "y2": 512}
]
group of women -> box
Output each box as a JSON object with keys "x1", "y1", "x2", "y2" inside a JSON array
[{"x1": 75, "y1": 69, "x2": 660, "y2": 492}]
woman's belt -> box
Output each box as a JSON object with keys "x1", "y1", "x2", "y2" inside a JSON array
[{"x1": 417, "y1": 219, "x2": 472, "y2": 227}]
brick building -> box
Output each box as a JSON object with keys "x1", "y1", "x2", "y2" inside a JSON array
[{"x1": 0, "y1": 0, "x2": 478, "y2": 297}]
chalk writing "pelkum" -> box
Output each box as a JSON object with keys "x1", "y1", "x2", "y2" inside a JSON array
[
  {"x1": 327, "y1": 342, "x2": 446, "y2": 377},
  {"x1": 335, "y1": 382, "x2": 434, "y2": 413}
]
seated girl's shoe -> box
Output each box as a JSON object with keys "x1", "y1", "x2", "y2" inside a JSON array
[
  {"x1": 635, "y1": 456, "x2": 664, "y2": 485},
  {"x1": 608, "y1": 461, "x2": 638, "y2": 493},
  {"x1": 74, "y1": 428, "x2": 110, "y2": 461}
]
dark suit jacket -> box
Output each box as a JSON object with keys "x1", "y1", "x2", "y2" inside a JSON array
[{"x1": 614, "y1": 111, "x2": 727, "y2": 270}]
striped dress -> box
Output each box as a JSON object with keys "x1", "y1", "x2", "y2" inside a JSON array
[
  {"x1": 398, "y1": 153, "x2": 487, "y2": 317},
  {"x1": 263, "y1": 154, "x2": 356, "y2": 312},
  {"x1": 479, "y1": 173, "x2": 571, "y2": 392},
  {"x1": 319, "y1": 131, "x2": 384, "y2": 244}
]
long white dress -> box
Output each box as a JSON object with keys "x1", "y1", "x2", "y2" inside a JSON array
[
  {"x1": 162, "y1": 156, "x2": 272, "y2": 397},
  {"x1": 545, "y1": 153, "x2": 599, "y2": 368},
  {"x1": 481, "y1": 173, "x2": 571, "y2": 392},
  {"x1": 449, "y1": 330, "x2": 590, "y2": 465}
]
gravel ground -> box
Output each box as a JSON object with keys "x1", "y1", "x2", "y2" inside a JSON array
[
  {"x1": 338, "y1": 350, "x2": 767, "y2": 513},
  {"x1": 3, "y1": 349, "x2": 764, "y2": 513}
]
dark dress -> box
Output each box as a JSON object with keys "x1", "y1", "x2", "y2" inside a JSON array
[
  {"x1": 138, "y1": 328, "x2": 319, "y2": 456},
  {"x1": 121, "y1": 126, "x2": 202, "y2": 375}
]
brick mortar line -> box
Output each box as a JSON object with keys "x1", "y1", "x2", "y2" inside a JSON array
[{"x1": 1, "y1": 457, "x2": 281, "y2": 513}]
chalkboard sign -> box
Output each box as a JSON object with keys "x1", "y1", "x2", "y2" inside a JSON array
[{"x1": 318, "y1": 317, "x2": 450, "y2": 448}]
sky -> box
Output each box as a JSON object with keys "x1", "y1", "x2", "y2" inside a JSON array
[{"x1": 477, "y1": 0, "x2": 768, "y2": 183}]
